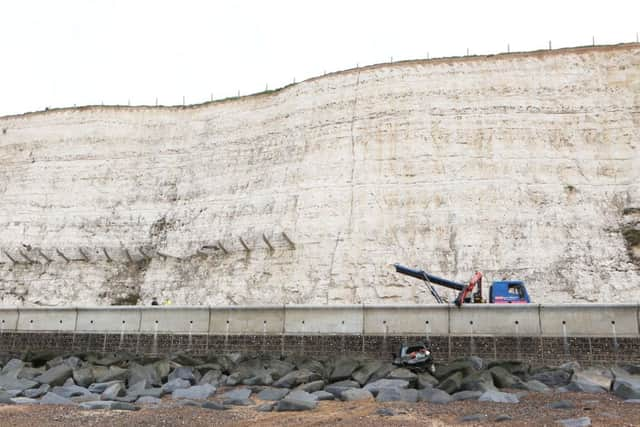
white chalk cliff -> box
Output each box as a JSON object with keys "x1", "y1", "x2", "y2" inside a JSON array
[{"x1": 1, "y1": 44, "x2": 639, "y2": 306}]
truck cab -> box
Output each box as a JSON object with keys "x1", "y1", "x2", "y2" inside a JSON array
[{"x1": 489, "y1": 281, "x2": 530, "y2": 304}]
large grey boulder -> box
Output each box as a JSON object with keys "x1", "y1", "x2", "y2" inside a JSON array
[
  {"x1": 79, "y1": 400, "x2": 140, "y2": 411},
  {"x1": 162, "y1": 378, "x2": 191, "y2": 393},
  {"x1": 222, "y1": 387, "x2": 253, "y2": 405},
  {"x1": 35, "y1": 364, "x2": 73, "y2": 386},
  {"x1": 275, "y1": 396, "x2": 317, "y2": 411},
  {"x1": 0, "y1": 390, "x2": 15, "y2": 404},
  {"x1": 23, "y1": 384, "x2": 50, "y2": 398},
  {"x1": 10, "y1": 397, "x2": 39, "y2": 405},
  {"x1": 88, "y1": 381, "x2": 123, "y2": 394},
  {"x1": 468, "y1": 356, "x2": 484, "y2": 371},
  {"x1": 287, "y1": 390, "x2": 318, "y2": 402},
  {"x1": 478, "y1": 390, "x2": 519, "y2": 403},
  {"x1": 224, "y1": 372, "x2": 243, "y2": 386},
  {"x1": 522, "y1": 380, "x2": 551, "y2": 393},
  {"x1": 1, "y1": 359, "x2": 25, "y2": 375},
  {"x1": 387, "y1": 368, "x2": 417, "y2": 384},
  {"x1": 329, "y1": 358, "x2": 360, "y2": 382},
  {"x1": 40, "y1": 392, "x2": 77, "y2": 405},
  {"x1": 168, "y1": 366, "x2": 197, "y2": 385},
  {"x1": 330, "y1": 379, "x2": 360, "y2": 388},
  {"x1": 612, "y1": 376, "x2": 640, "y2": 400},
  {"x1": 490, "y1": 366, "x2": 525, "y2": 389},
  {"x1": 172, "y1": 384, "x2": 216, "y2": 400},
  {"x1": 530, "y1": 368, "x2": 571, "y2": 387},
  {"x1": 487, "y1": 360, "x2": 530, "y2": 378},
  {"x1": 418, "y1": 387, "x2": 453, "y2": 404},
  {"x1": 292, "y1": 357, "x2": 327, "y2": 377},
  {"x1": 257, "y1": 388, "x2": 290, "y2": 401},
  {"x1": 152, "y1": 359, "x2": 171, "y2": 381},
  {"x1": 136, "y1": 396, "x2": 161, "y2": 405},
  {"x1": 95, "y1": 366, "x2": 128, "y2": 383},
  {"x1": 434, "y1": 360, "x2": 474, "y2": 380},
  {"x1": 242, "y1": 372, "x2": 273, "y2": 386},
  {"x1": 296, "y1": 380, "x2": 325, "y2": 393},
  {"x1": 325, "y1": 382, "x2": 361, "y2": 398},
  {"x1": 128, "y1": 363, "x2": 161, "y2": 388},
  {"x1": 198, "y1": 370, "x2": 223, "y2": 386},
  {"x1": 71, "y1": 393, "x2": 102, "y2": 403},
  {"x1": 195, "y1": 362, "x2": 224, "y2": 376},
  {"x1": 51, "y1": 384, "x2": 93, "y2": 398},
  {"x1": 559, "y1": 361, "x2": 581, "y2": 373},
  {"x1": 133, "y1": 387, "x2": 164, "y2": 398},
  {"x1": 417, "y1": 371, "x2": 439, "y2": 389},
  {"x1": 364, "y1": 379, "x2": 409, "y2": 395},
  {"x1": 72, "y1": 367, "x2": 95, "y2": 387},
  {"x1": 341, "y1": 388, "x2": 373, "y2": 401},
  {"x1": 227, "y1": 359, "x2": 267, "y2": 385},
  {"x1": 18, "y1": 366, "x2": 46, "y2": 380},
  {"x1": 101, "y1": 382, "x2": 126, "y2": 400},
  {"x1": 89, "y1": 353, "x2": 128, "y2": 367},
  {"x1": 45, "y1": 356, "x2": 64, "y2": 369},
  {"x1": 570, "y1": 368, "x2": 613, "y2": 392},
  {"x1": 376, "y1": 388, "x2": 418, "y2": 403},
  {"x1": 170, "y1": 352, "x2": 205, "y2": 367},
  {"x1": 221, "y1": 387, "x2": 252, "y2": 400},
  {"x1": 352, "y1": 360, "x2": 385, "y2": 385},
  {"x1": 565, "y1": 381, "x2": 607, "y2": 394},
  {"x1": 273, "y1": 369, "x2": 320, "y2": 388},
  {"x1": 312, "y1": 390, "x2": 335, "y2": 401},
  {"x1": 265, "y1": 359, "x2": 295, "y2": 379},
  {"x1": 63, "y1": 357, "x2": 82, "y2": 370},
  {"x1": 0, "y1": 373, "x2": 38, "y2": 393},
  {"x1": 437, "y1": 371, "x2": 464, "y2": 394},
  {"x1": 451, "y1": 390, "x2": 482, "y2": 401},
  {"x1": 126, "y1": 380, "x2": 147, "y2": 396},
  {"x1": 620, "y1": 364, "x2": 640, "y2": 375},
  {"x1": 114, "y1": 395, "x2": 138, "y2": 403},
  {"x1": 460, "y1": 370, "x2": 496, "y2": 392},
  {"x1": 366, "y1": 363, "x2": 396, "y2": 384}
]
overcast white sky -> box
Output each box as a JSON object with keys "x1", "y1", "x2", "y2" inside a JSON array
[{"x1": 0, "y1": 0, "x2": 638, "y2": 116}]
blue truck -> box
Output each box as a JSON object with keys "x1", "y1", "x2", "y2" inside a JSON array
[{"x1": 394, "y1": 263, "x2": 531, "y2": 307}]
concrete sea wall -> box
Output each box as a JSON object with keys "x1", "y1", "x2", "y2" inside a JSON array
[
  {"x1": 1, "y1": 304, "x2": 638, "y2": 365},
  {"x1": 0, "y1": 44, "x2": 639, "y2": 306}
]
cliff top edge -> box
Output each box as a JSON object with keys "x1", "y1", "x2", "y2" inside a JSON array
[{"x1": 1, "y1": 42, "x2": 638, "y2": 121}]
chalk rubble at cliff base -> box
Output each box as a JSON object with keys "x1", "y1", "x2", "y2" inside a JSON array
[{"x1": 1, "y1": 351, "x2": 640, "y2": 421}]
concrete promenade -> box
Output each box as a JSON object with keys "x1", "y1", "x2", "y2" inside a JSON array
[
  {"x1": 1, "y1": 304, "x2": 638, "y2": 365},
  {"x1": 0, "y1": 304, "x2": 637, "y2": 337}
]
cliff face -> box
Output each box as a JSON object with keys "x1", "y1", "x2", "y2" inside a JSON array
[{"x1": 1, "y1": 45, "x2": 639, "y2": 306}]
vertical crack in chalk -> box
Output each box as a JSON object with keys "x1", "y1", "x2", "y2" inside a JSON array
[
  {"x1": 327, "y1": 232, "x2": 342, "y2": 304},
  {"x1": 347, "y1": 71, "x2": 361, "y2": 234}
]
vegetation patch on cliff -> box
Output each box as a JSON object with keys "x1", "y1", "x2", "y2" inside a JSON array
[
  {"x1": 100, "y1": 259, "x2": 150, "y2": 305},
  {"x1": 622, "y1": 226, "x2": 640, "y2": 264}
]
